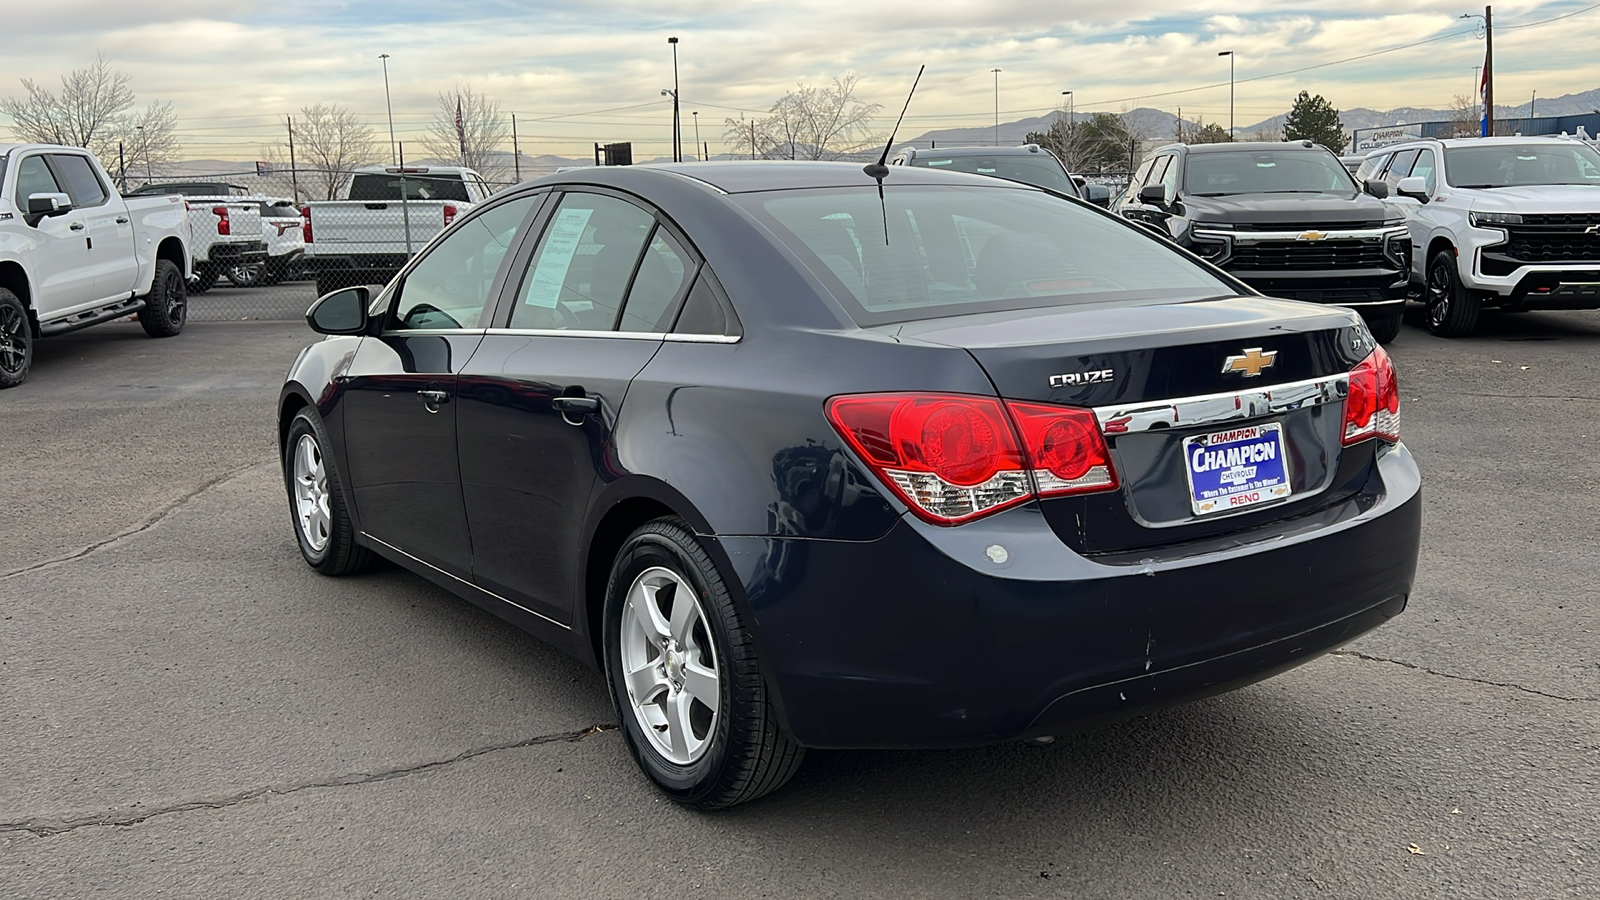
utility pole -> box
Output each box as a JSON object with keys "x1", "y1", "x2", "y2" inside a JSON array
[
  {"x1": 1530, "y1": 89, "x2": 1537, "y2": 120},
  {"x1": 512, "y1": 113, "x2": 521, "y2": 181},
  {"x1": 118, "y1": 142, "x2": 127, "y2": 192},
  {"x1": 1061, "y1": 90, "x2": 1073, "y2": 165},
  {"x1": 287, "y1": 116, "x2": 299, "y2": 203},
  {"x1": 668, "y1": 37, "x2": 681, "y2": 162},
  {"x1": 1218, "y1": 50, "x2": 1235, "y2": 138},
  {"x1": 991, "y1": 68, "x2": 1002, "y2": 146},
  {"x1": 692, "y1": 111, "x2": 701, "y2": 161},
  {"x1": 380, "y1": 54, "x2": 397, "y2": 165}
]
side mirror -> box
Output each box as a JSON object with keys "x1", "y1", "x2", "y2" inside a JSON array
[
  {"x1": 1138, "y1": 184, "x2": 1168, "y2": 207},
  {"x1": 26, "y1": 192, "x2": 73, "y2": 218},
  {"x1": 1084, "y1": 184, "x2": 1112, "y2": 207},
  {"x1": 1363, "y1": 180, "x2": 1390, "y2": 200},
  {"x1": 1396, "y1": 176, "x2": 1428, "y2": 202},
  {"x1": 306, "y1": 286, "x2": 371, "y2": 335}
]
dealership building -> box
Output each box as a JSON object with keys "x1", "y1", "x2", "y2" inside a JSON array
[{"x1": 1352, "y1": 111, "x2": 1600, "y2": 152}]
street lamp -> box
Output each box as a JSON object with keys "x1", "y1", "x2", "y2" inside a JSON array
[
  {"x1": 1061, "y1": 90, "x2": 1074, "y2": 166},
  {"x1": 991, "y1": 68, "x2": 1002, "y2": 146},
  {"x1": 668, "y1": 37, "x2": 681, "y2": 162},
  {"x1": 1218, "y1": 51, "x2": 1234, "y2": 138},
  {"x1": 692, "y1": 111, "x2": 701, "y2": 161},
  {"x1": 380, "y1": 54, "x2": 397, "y2": 165}
]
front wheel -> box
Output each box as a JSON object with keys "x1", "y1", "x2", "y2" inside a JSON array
[
  {"x1": 283, "y1": 408, "x2": 374, "y2": 575},
  {"x1": 1424, "y1": 249, "x2": 1480, "y2": 337},
  {"x1": 604, "y1": 519, "x2": 804, "y2": 809},
  {"x1": 138, "y1": 259, "x2": 187, "y2": 337},
  {"x1": 0, "y1": 289, "x2": 33, "y2": 389}
]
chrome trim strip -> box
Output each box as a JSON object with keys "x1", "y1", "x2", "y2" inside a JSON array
[
  {"x1": 377, "y1": 328, "x2": 487, "y2": 337},
  {"x1": 361, "y1": 534, "x2": 572, "y2": 631},
  {"x1": 1093, "y1": 373, "x2": 1348, "y2": 436},
  {"x1": 1194, "y1": 227, "x2": 1408, "y2": 242},
  {"x1": 484, "y1": 328, "x2": 742, "y2": 343}
]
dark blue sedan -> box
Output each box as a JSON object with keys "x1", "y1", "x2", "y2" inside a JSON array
[{"x1": 279, "y1": 161, "x2": 1421, "y2": 808}]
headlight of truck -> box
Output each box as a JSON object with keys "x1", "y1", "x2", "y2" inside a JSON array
[
  {"x1": 1470, "y1": 211, "x2": 1523, "y2": 227},
  {"x1": 1188, "y1": 224, "x2": 1233, "y2": 264}
]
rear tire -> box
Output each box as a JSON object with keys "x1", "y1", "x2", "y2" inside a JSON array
[
  {"x1": 0, "y1": 289, "x2": 33, "y2": 389},
  {"x1": 1424, "y1": 249, "x2": 1480, "y2": 337},
  {"x1": 1364, "y1": 310, "x2": 1403, "y2": 344},
  {"x1": 138, "y1": 259, "x2": 187, "y2": 338},
  {"x1": 190, "y1": 265, "x2": 219, "y2": 294},
  {"x1": 604, "y1": 518, "x2": 805, "y2": 809},
  {"x1": 226, "y1": 262, "x2": 264, "y2": 288},
  {"x1": 284, "y1": 407, "x2": 375, "y2": 576}
]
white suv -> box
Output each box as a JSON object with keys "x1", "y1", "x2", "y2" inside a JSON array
[{"x1": 1356, "y1": 136, "x2": 1600, "y2": 336}]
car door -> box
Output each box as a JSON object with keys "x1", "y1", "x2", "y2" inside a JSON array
[
  {"x1": 11, "y1": 153, "x2": 95, "y2": 320},
  {"x1": 457, "y1": 189, "x2": 697, "y2": 624},
  {"x1": 338, "y1": 193, "x2": 543, "y2": 578},
  {"x1": 48, "y1": 152, "x2": 137, "y2": 302}
]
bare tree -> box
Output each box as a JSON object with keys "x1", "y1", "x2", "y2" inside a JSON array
[
  {"x1": 422, "y1": 86, "x2": 511, "y2": 184},
  {"x1": 1445, "y1": 94, "x2": 1481, "y2": 138},
  {"x1": 289, "y1": 104, "x2": 378, "y2": 200},
  {"x1": 724, "y1": 74, "x2": 882, "y2": 160},
  {"x1": 2, "y1": 54, "x2": 181, "y2": 178}
]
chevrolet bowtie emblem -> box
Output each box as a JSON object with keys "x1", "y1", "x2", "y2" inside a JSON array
[
  {"x1": 1587, "y1": 224, "x2": 1600, "y2": 235},
  {"x1": 1296, "y1": 230, "x2": 1327, "y2": 241},
  {"x1": 1223, "y1": 348, "x2": 1278, "y2": 377}
]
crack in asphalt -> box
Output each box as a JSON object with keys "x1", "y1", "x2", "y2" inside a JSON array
[
  {"x1": 1, "y1": 461, "x2": 270, "y2": 581},
  {"x1": 0, "y1": 724, "x2": 618, "y2": 839},
  {"x1": 1331, "y1": 651, "x2": 1598, "y2": 702}
]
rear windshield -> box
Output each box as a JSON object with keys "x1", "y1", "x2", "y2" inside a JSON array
[
  {"x1": 1443, "y1": 143, "x2": 1600, "y2": 187},
  {"x1": 734, "y1": 185, "x2": 1234, "y2": 326},
  {"x1": 347, "y1": 173, "x2": 471, "y2": 202},
  {"x1": 128, "y1": 183, "x2": 239, "y2": 196},
  {"x1": 906, "y1": 154, "x2": 1078, "y2": 195},
  {"x1": 1185, "y1": 150, "x2": 1356, "y2": 195}
]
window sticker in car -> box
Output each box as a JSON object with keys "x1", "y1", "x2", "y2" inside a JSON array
[{"x1": 523, "y1": 207, "x2": 594, "y2": 308}]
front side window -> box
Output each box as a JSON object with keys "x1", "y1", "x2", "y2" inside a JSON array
[
  {"x1": 391, "y1": 195, "x2": 537, "y2": 330},
  {"x1": 1185, "y1": 149, "x2": 1357, "y2": 195},
  {"x1": 1409, "y1": 149, "x2": 1439, "y2": 194},
  {"x1": 1381, "y1": 149, "x2": 1420, "y2": 189},
  {"x1": 15, "y1": 155, "x2": 63, "y2": 201},
  {"x1": 509, "y1": 192, "x2": 655, "y2": 331},
  {"x1": 1444, "y1": 143, "x2": 1600, "y2": 188},
  {"x1": 736, "y1": 185, "x2": 1234, "y2": 326},
  {"x1": 1356, "y1": 153, "x2": 1389, "y2": 184}
]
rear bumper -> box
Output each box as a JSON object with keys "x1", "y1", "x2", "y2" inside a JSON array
[
  {"x1": 204, "y1": 241, "x2": 268, "y2": 265},
  {"x1": 712, "y1": 442, "x2": 1421, "y2": 749},
  {"x1": 303, "y1": 253, "x2": 410, "y2": 277}
]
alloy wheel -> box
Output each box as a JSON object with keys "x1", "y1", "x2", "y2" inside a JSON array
[
  {"x1": 1426, "y1": 260, "x2": 1452, "y2": 329},
  {"x1": 293, "y1": 434, "x2": 332, "y2": 552},
  {"x1": 619, "y1": 566, "x2": 721, "y2": 765},
  {"x1": 0, "y1": 304, "x2": 25, "y2": 376},
  {"x1": 164, "y1": 269, "x2": 187, "y2": 320}
]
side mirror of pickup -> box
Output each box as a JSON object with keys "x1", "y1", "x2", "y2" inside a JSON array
[
  {"x1": 1362, "y1": 180, "x2": 1390, "y2": 200},
  {"x1": 1083, "y1": 184, "x2": 1113, "y2": 208},
  {"x1": 1138, "y1": 184, "x2": 1168, "y2": 207},
  {"x1": 306, "y1": 286, "x2": 372, "y2": 335},
  {"x1": 1395, "y1": 176, "x2": 1429, "y2": 202},
  {"x1": 26, "y1": 192, "x2": 74, "y2": 221}
]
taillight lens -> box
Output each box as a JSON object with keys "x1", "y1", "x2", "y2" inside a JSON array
[
  {"x1": 443, "y1": 204, "x2": 458, "y2": 226},
  {"x1": 213, "y1": 206, "x2": 230, "y2": 236},
  {"x1": 826, "y1": 392, "x2": 1118, "y2": 525},
  {"x1": 301, "y1": 206, "x2": 312, "y2": 243},
  {"x1": 1342, "y1": 345, "x2": 1400, "y2": 446}
]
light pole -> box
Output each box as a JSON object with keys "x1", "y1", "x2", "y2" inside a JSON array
[
  {"x1": 991, "y1": 68, "x2": 1002, "y2": 146},
  {"x1": 1218, "y1": 51, "x2": 1234, "y2": 138},
  {"x1": 668, "y1": 37, "x2": 681, "y2": 162},
  {"x1": 1530, "y1": 89, "x2": 1537, "y2": 119},
  {"x1": 1061, "y1": 90, "x2": 1073, "y2": 166},
  {"x1": 380, "y1": 54, "x2": 397, "y2": 165},
  {"x1": 692, "y1": 111, "x2": 701, "y2": 161}
]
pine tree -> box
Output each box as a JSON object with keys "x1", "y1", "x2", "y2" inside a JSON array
[{"x1": 1283, "y1": 91, "x2": 1348, "y2": 153}]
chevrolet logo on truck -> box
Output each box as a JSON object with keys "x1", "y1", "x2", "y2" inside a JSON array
[{"x1": 1296, "y1": 230, "x2": 1327, "y2": 241}]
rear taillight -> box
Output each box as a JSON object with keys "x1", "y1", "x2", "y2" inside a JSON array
[
  {"x1": 301, "y1": 206, "x2": 312, "y2": 243},
  {"x1": 443, "y1": 204, "x2": 458, "y2": 227},
  {"x1": 1342, "y1": 345, "x2": 1400, "y2": 446},
  {"x1": 212, "y1": 206, "x2": 230, "y2": 236},
  {"x1": 826, "y1": 392, "x2": 1118, "y2": 525}
]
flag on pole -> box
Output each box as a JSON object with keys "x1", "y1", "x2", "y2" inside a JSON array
[
  {"x1": 455, "y1": 95, "x2": 468, "y2": 157},
  {"x1": 1479, "y1": 55, "x2": 1490, "y2": 137}
]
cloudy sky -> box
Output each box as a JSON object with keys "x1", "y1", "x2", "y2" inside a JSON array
[{"x1": 5, "y1": 0, "x2": 1600, "y2": 163}]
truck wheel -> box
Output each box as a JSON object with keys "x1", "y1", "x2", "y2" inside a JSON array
[
  {"x1": 0, "y1": 289, "x2": 33, "y2": 389},
  {"x1": 138, "y1": 259, "x2": 188, "y2": 338},
  {"x1": 226, "y1": 262, "x2": 264, "y2": 288},
  {"x1": 1424, "y1": 249, "x2": 1480, "y2": 337},
  {"x1": 284, "y1": 407, "x2": 375, "y2": 575},
  {"x1": 190, "y1": 265, "x2": 219, "y2": 294},
  {"x1": 1364, "y1": 311, "x2": 1403, "y2": 344},
  {"x1": 604, "y1": 518, "x2": 805, "y2": 809}
]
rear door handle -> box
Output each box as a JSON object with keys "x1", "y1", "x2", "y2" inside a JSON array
[
  {"x1": 550, "y1": 396, "x2": 599, "y2": 414},
  {"x1": 115, "y1": 216, "x2": 130, "y2": 224}
]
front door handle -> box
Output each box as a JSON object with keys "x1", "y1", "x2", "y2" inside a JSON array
[
  {"x1": 417, "y1": 389, "x2": 450, "y2": 410},
  {"x1": 550, "y1": 396, "x2": 599, "y2": 414},
  {"x1": 115, "y1": 216, "x2": 130, "y2": 224},
  {"x1": 69, "y1": 222, "x2": 85, "y2": 231}
]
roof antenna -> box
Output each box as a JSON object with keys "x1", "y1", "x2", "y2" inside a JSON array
[{"x1": 864, "y1": 65, "x2": 925, "y2": 180}]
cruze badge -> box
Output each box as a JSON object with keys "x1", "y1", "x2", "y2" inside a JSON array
[
  {"x1": 1223, "y1": 348, "x2": 1277, "y2": 377},
  {"x1": 1049, "y1": 368, "x2": 1115, "y2": 388},
  {"x1": 1296, "y1": 230, "x2": 1327, "y2": 241}
]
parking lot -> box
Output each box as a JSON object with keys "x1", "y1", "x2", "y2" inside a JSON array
[{"x1": 1, "y1": 287, "x2": 1597, "y2": 898}]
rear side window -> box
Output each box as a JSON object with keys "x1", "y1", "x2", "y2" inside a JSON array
[
  {"x1": 50, "y1": 155, "x2": 108, "y2": 207},
  {"x1": 617, "y1": 228, "x2": 693, "y2": 333},
  {"x1": 509, "y1": 192, "x2": 655, "y2": 331},
  {"x1": 736, "y1": 185, "x2": 1232, "y2": 327},
  {"x1": 673, "y1": 269, "x2": 741, "y2": 336}
]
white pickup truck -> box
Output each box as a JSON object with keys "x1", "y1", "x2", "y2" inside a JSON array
[
  {"x1": 301, "y1": 165, "x2": 493, "y2": 295},
  {"x1": 0, "y1": 144, "x2": 192, "y2": 388},
  {"x1": 126, "y1": 183, "x2": 268, "y2": 293}
]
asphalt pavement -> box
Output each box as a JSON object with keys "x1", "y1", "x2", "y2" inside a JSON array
[{"x1": 1, "y1": 302, "x2": 1596, "y2": 898}]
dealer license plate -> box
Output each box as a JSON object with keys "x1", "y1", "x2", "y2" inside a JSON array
[{"x1": 1183, "y1": 423, "x2": 1292, "y2": 515}]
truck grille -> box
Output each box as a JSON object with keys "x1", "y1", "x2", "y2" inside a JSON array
[
  {"x1": 1228, "y1": 240, "x2": 1388, "y2": 270},
  {"x1": 1502, "y1": 215, "x2": 1600, "y2": 263}
]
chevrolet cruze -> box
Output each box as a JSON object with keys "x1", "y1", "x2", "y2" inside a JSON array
[{"x1": 279, "y1": 161, "x2": 1422, "y2": 808}]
